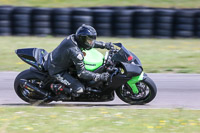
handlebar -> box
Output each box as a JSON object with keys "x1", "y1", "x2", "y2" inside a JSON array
[{"x1": 105, "y1": 43, "x2": 120, "y2": 83}]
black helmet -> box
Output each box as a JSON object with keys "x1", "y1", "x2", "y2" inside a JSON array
[{"x1": 75, "y1": 24, "x2": 97, "y2": 50}]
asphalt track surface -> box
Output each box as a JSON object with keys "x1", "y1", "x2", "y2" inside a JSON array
[{"x1": 0, "y1": 72, "x2": 200, "y2": 109}]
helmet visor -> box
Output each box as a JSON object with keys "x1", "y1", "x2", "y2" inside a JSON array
[{"x1": 85, "y1": 35, "x2": 96, "y2": 48}]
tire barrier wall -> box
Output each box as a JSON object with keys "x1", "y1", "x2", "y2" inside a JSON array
[{"x1": 1, "y1": 6, "x2": 200, "y2": 38}]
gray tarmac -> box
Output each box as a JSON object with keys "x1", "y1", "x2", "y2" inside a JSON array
[{"x1": 0, "y1": 72, "x2": 200, "y2": 109}]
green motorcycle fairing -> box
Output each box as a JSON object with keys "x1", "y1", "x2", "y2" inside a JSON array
[
  {"x1": 83, "y1": 48, "x2": 143, "y2": 94},
  {"x1": 83, "y1": 49, "x2": 104, "y2": 71},
  {"x1": 127, "y1": 72, "x2": 144, "y2": 94}
]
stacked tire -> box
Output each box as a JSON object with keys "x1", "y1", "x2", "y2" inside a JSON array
[
  {"x1": 1, "y1": 6, "x2": 200, "y2": 38},
  {"x1": 174, "y1": 10, "x2": 196, "y2": 38},
  {"x1": 12, "y1": 7, "x2": 32, "y2": 36},
  {"x1": 154, "y1": 9, "x2": 175, "y2": 38},
  {"x1": 113, "y1": 10, "x2": 134, "y2": 37},
  {"x1": 32, "y1": 8, "x2": 52, "y2": 36},
  {"x1": 195, "y1": 11, "x2": 200, "y2": 37},
  {"x1": 52, "y1": 8, "x2": 72, "y2": 36},
  {"x1": 0, "y1": 7, "x2": 13, "y2": 36},
  {"x1": 71, "y1": 8, "x2": 92, "y2": 33},
  {"x1": 133, "y1": 9, "x2": 155, "y2": 38},
  {"x1": 92, "y1": 9, "x2": 113, "y2": 36}
]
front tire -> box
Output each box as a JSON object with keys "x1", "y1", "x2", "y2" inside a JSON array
[
  {"x1": 116, "y1": 76, "x2": 157, "y2": 105},
  {"x1": 14, "y1": 69, "x2": 52, "y2": 105}
]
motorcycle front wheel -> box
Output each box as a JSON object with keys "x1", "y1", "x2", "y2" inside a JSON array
[
  {"x1": 115, "y1": 76, "x2": 157, "y2": 105},
  {"x1": 14, "y1": 69, "x2": 52, "y2": 105}
]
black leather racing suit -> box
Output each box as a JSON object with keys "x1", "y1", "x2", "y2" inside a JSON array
[{"x1": 46, "y1": 34, "x2": 109, "y2": 93}]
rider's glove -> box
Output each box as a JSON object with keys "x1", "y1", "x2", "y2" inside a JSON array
[
  {"x1": 100, "y1": 72, "x2": 110, "y2": 82},
  {"x1": 105, "y1": 42, "x2": 114, "y2": 50}
]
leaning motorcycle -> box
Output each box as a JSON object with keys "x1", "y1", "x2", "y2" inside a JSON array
[{"x1": 14, "y1": 43, "x2": 157, "y2": 105}]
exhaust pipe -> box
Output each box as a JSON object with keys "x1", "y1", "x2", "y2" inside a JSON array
[{"x1": 20, "y1": 79, "x2": 48, "y2": 97}]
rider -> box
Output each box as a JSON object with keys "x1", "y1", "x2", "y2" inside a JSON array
[{"x1": 46, "y1": 24, "x2": 114, "y2": 96}]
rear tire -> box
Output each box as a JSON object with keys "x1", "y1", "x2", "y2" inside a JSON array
[
  {"x1": 14, "y1": 69, "x2": 52, "y2": 105},
  {"x1": 116, "y1": 76, "x2": 157, "y2": 105}
]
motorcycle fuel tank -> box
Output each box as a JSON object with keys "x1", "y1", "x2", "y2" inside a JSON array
[{"x1": 83, "y1": 49, "x2": 104, "y2": 71}]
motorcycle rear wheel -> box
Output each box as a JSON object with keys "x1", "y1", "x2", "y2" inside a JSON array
[
  {"x1": 116, "y1": 76, "x2": 157, "y2": 105},
  {"x1": 14, "y1": 69, "x2": 52, "y2": 105}
]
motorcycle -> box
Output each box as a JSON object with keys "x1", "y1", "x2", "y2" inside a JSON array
[{"x1": 14, "y1": 43, "x2": 157, "y2": 105}]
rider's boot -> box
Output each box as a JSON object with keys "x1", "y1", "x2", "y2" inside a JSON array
[
  {"x1": 71, "y1": 87, "x2": 84, "y2": 97},
  {"x1": 50, "y1": 84, "x2": 64, "y2": 95},
  {"x1": 50, "y1": 84, "x2": 84, "y2": 97}
]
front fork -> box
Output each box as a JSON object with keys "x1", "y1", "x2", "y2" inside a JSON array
[{"x1": 127, "y1": 72, "x2": 145, "y2": 94}]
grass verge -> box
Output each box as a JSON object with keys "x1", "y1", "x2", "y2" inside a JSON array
[
  {"x1": 0, "y1": 0, "x2": 200, "y2": 8},
  {"x1": 0, "y1": 107, "x2": 200, "y2": 133},
  {"x1": 0, "y1": 36, "x2": 200, "y2": 73}
]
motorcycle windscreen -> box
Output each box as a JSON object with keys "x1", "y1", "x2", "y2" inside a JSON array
[
  {"x1": 112, "y1": 43, "x2": 133, "y2": 62},
  {"x1": 83, "y1": 49, "x2": 104, "y2": 71},
  {"x1": 112, "y1": 43, "x2": 142, "y2": 66}
]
